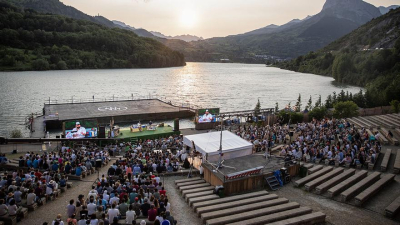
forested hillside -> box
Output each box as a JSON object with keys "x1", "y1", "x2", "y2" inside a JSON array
[
  {"x1": 0, "y1": 2, "x2": 185, "y2": 70},
  {"x1": 279, "y1": 7, "x2": 400, "y2": 107}
]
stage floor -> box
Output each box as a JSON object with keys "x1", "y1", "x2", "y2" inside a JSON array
[
  {"x1": 117, "y1": 126, "x2": 179, "y2": 140},
  {"x1": 203, "y1": 154, "x2": 286, "y2": 180}
]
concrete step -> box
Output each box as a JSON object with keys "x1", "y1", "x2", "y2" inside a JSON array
[
  {"x1": 340, "y1": 171, "x2": 381, "y2": 202},
  {"x1": 175, "y1": 177, "x2": 202, "y2": 185},
  {"x1": 380, "y1": 149, "x2": 392, "y2": 172},
  {"x1": 182, "y1": 186, "x2": 215, "y2": 197},
  {"x1": 185, "y1": 190, "x2": 214, "y2": 202},
  {"x1": 303, "y1": 164, "x2": 314, "y2": 170},
  {"x1": 327, "y1": 170, "x2": 368, "y2": 198},
  {"x1": 307, "y1": 165, "x2": 323, "y2": 175},
  {"x1": 265, "y1": 212, "x2": 326, "y2": 225},
  {"x1": 294, "y1": 166, "x2": 333, "y2": 187},
  {"x1": 315, "y1": 169, "x2": 355, "y2": 195},
  {"x1": 179, "y1": 183, "x2": 210, "y2": 192},
  {"x1": 176, "y1": 179, "x2": 205, "y2": 188},
  {"x1": 304, "y1": 168, "x2": 344, "y2": 192},
  {"x1": 394, "y1": 150, "x2": 400, "y2": 174},
  {"x1": 225, "y1": 207, "x2": 313, "y2": 225},
  {"x1": 385, "y1": 195, "x2": 400, "y2": 218},
  {"x1": 197, "y1": 194, "x2": 279, "y2": 216},
  {"x1": 205, "y1": 202, "x2": 300, "y2": 225},
  {"x1": 189, "y1": 195, "x2": 219, "y2": 206},
  {"x1": 193, "y1": 190, "x2": 269, "y2": 211},
  {"x1": 355, "y1": 174, "x2": 396, "y2": 206},
  {"x1": 201, "y1": 197, "x2": 288, "y2": 222}
]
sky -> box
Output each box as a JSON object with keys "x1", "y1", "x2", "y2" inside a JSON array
[{"x1": 62, "y1": 0, "x2": 399, "y2": 38}]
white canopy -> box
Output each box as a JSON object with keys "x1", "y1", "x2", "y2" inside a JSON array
[{"x1": 183, "y1": 131, "x2": 253, "y2": 162}]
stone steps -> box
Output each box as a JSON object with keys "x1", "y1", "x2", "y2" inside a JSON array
[
  {"x1": 385, "y1": 195, "x2": 400, "y2": 218},
  {"x1": 176, "y1": 179, "x2": 205, "y2": 188},
  {"x1": 340, "y1": 172, "x2": 381, "y2": 202},
  {"x1": 182, "y1": 186, "x2": 215, "y2": 197},
  {"x1": 294, "y1": 166, "x2": 333, "y2": 187},
  {"x1": 315, "y1": 169, "x2": 355, "y2": 195},
  {"x1": 355, "y1": 174, "x2": 395, "y2": 206},
  {"x1": 179, "y1": 183, "x2": 211, "y2": 192},
  {"x1": 189, "y1": 194, "x2": 220, "y2": 206},
  {"x1": 304, "y1": 168, "x2": 344, "y2": 192},
  {"x1": 327, "y1": 170, "x2": 368, "y2": 198},
  {"x1": 393, "y1": 149, "x2": 400, "y2": 174},
  {"x1": 175, "y1": 177, "x2": 202, "y2": 185},
  {"x1": 185, "y1": 190, "x2": 214, "y2": 202},
  {"x1": 265, "y1": 212, "x2": 327, "y2": 225},
  {"x1": 380, "y1": 149, "x2": 392, "y2": 172},
  {"x1": 307, "y1": 165, "x2": 323, "y2": 175}
]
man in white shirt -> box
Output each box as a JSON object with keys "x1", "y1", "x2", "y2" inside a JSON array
[
  {"x1": 199, "y1": 110, "x2": 213, "y2": 123},
  {"x1": 26, "y1": 190, "x2": 36, "y2": 206},
  {"x1": 66, "y1": 122, "x2": 87, "y2": 139},
  {"x1": 109, "y1": 195, "x2": 119, "y2": 205},
  {"x1": 108, "y1": 204, "x2": 120, "y2": 222},
  {"x1": 87, "y1": 198, "x2": 97, "y2": 216}
]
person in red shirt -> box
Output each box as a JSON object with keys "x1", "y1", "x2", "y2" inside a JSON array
[
  {"x1": 147, "y1": 205, "x2": 157, "y2": 222},
  {"x1": 159, "y1": 187, "x2": 166, "y2": 196},
  {"x1": 34, "y1": 169, "x2": 42, "y2": 179}
]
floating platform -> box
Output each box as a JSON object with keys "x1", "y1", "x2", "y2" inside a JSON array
[{"x1": 42, "y1": 99, "x2": 195, "y2": 129}]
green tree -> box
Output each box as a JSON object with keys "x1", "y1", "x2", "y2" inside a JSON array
[
  {"x1": 305, "y1": 95, "x2": 312, "y2": 111},
  {"x1": 308, "y1": 106, "x2": 327, "y2": 120},
  {"x1": 295, "y1": 94, "x2": 301, "y2": 112},
  {"x1": 275, "y1": 102, "x2": 279, "y2": 112},
  {"x1": 333, "y1": 101, "x2": 359, "y2": 118},
  {"x1": 31, "y1": 58, "x2": 49, "y2": 70},
  {"x1": 325, "y1": 95, "x2": 333, "y2": 108},
  {"x1": 315, "y1": 95, "x2": 322, "y2": 108},
  {"x1": 57, "y1": 60, "x2": 67, "y2": 70},
  {"x1": 254, "y1": 99, "x2": 261, "y2": 116},
  {"x1": 9, "y1": 128, "x2": 23, "y2": 138},
  {"x1": 390, "y1": 100, "x2": 400, "y2": 113}
]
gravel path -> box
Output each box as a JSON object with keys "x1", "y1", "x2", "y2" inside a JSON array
[{"x1": 19, "y1": 161, "x2": 114, "y2": 225}]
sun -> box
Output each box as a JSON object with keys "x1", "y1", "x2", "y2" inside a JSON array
[{"x1": 180, "y1": 10, "x2": 197, "y2": 28}]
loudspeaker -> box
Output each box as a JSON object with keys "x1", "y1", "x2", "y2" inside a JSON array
[
  {"x1": 98, "y1": 126, "x2": 106, "y2": 138},
  {"x1": 95, "y1": 159, "x2": 102, "y2": 168},
  {"x1": 56, "y1": 135, "x2": 60, "y2": 139},
  {"x1": 61, "y1": 134, "x2": 65, "y2": 138},
  {"x1": 173, "y1": 118, "x2": 179, "y2": 131}
]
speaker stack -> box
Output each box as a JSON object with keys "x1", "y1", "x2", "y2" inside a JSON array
[
  {"x1": 98, "y1": 126, "x2": 106, "y2": 138},
  {"x1": 173, "y1": 118, "x2": 179, "y2": 131}
]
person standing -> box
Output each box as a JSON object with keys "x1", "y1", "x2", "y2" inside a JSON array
[{"x1": 67, "y1": 199, "x2": 76, "y2": 218}]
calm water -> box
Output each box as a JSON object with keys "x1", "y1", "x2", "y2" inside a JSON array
[{"x1": 0, "y1": 62, "x2": 362, "y2": 136}]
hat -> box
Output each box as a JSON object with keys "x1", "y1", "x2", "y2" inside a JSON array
[
  {"x1": 76, "y1": 122, "x2": 80, "y2": 125},
  {"x1": 206, "y1": 109, "x2": 209, "y2": 112},
  {"x1": 140, "y1": 220, "x2": 146, "y2": 225}
]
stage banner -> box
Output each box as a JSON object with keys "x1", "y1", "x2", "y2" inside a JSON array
[
  {"x1": 196, "y1": 108, "x2": 220, "y2": 123},
  {"x1": 64, "y1": 119, "x2": 98, "y2": 139}
]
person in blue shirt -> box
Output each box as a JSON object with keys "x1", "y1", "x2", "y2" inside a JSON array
[
  {"x1": 27, "y1": 159, "x2": 32, "y2": 168},
  {"x1": 65, "y1": 163, "x2": 72, "y2": 174},
  {"x1": 76, "y1": 165, "x2": 82, "y2": 176},
  {"x1": 52, "y1": 162, "x2": 59, "y2": 172},
  {"x1": 32, "y1": 159, "x2": 39, "y2": 169}
]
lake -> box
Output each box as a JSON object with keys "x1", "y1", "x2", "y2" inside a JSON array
[{"x1": 0, "y1": 62, "x2": 362, "y2": 136}]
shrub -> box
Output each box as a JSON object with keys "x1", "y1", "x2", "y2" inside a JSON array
[{"x1": 333, "y1": 101, "x2": 359, "y2": 118}]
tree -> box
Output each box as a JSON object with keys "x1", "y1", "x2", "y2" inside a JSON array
[
  {"x1": 275, "y1": 102, "x2": 279, "y2": 112},
  {"x1": 32, "y1": 58, "x2": 49, "y2": 70},
  {"x1": 333, "y1": 101, "x2": 359, "y2": 118},
  {"x1": 308, "y1": 106, "x2": 327, "y2": 120},
  {"x1": 9, "y1": 128, "x2": 23, "y2": 138},
  {"x1": 315, "y1": 95, "x2": 322, "y2": 108},
  {"x1": 57, "y1": 60, "x2": 67, "y2": 70},
  {"x1": 254, "y1": 99, "x2": 261, "y2": 116},
  {"x1": 305, "y1": 95, "x2": 312, "y2": 111},
  {"x1": 390, "y1": 100, "x2": 400, "y2": 113},
  {"x1": 295, "y1": 94, "x2": 301, "y2": 112},
  {"x1": 325, "y1": 95, "x2": 333, "y2": 108}
]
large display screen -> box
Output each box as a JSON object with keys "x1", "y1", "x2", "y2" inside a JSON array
[
  {"x1": 196, "y1": 108, "x2": 219, "y2": 123},
  {"x1": 64, "y1": 120, "x2": 98, "y2": 139}
]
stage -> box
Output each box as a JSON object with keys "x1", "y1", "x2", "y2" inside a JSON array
[
  {"x1": 116, "y1": 126, "x2": 180, "y2": 142},
  {"x1": 202, "y1": 154, "x2": 300, "y2": 195}
]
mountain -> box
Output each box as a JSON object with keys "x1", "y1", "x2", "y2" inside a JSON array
[
  {"x1": 112, "y1": 20, "x2": 135, "y2": 30},
  {"x1": 379, "y1": 5, "x2": 399, "y2": 15},
  {"x1": 150, "y1": 31, "x2": 203, "y2": 42},
  {"x1": 0, "y1": 1, "x2": 185, "y2": 70},
  {"x1": 171, "y1": 0, "x2": 384, "y2": 61},
  {"x1": 278, "y1": 7, "x2": 400, "y2": 107}
]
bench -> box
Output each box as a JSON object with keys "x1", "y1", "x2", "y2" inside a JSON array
[
  {"x1": 40, "y1": 197, "x2": 46, "y2": 206},
  {"x1": 60, "y1": 186, "x2": 67, "y2": 193},
  {"x1": 293, "y1": 166, "x2": 333, "y2": 187},
  {"x1": 179, "y1": 183, "x2": 210, "y2": 192},
  {"x1": 67, "y1": 175, "x2": 82, "y2": 180},
  {"x1": 327, "y1": 170, "x2": 368, "y2": 198},
  {"x1": 201, "y1": 197, "x2": 288, "y2": 222},
  {"x1": 368, "y1": 153, "x2": 380, "y2": 170},
  {"x1": 394, "y1": 150, "x2": 400, "y2": 174},
  {"x1": 352, "y1": 117, "x2": 373, "y2": 129},
  {"x1": 182, "y1": 186, "x2": 215, "y2": 197},
  {"x1": 372, "y1": 128, "x2": 389, "y2": 145},
  {"x1": 347, "y1": 118, "x2": 364, "y2": 129},
  {"x1": 304, "y1": 168, "x2": 344, "y2": 192},
  {"x1": 185, "y1": 190, "x2": 214, "y2": 202},
  {"x1": 175, "y1": 177, "x2": 202, "y2": 185},
  {"x1": 303, "y1": 164, "x2": 314, "y2": 170},
  {"x1": 369, "y1": 116, "x2": 395, "y2": 129},
  {"x1": 315, "y1": 169, "x2": 355, "y2": 195},
  {"x1": 225, "y1": 207, "x2": 313, "y2": 225},
  {"x1": 24, "y1": 203, "x2": 38, "y2": 211},
  {"x1": 359, "y1": 117, "x2": 380, "y2": 128},
  {"x1": 176, "y1": 179, "x2": 205, "y2": 188},
  {"x1": 355, "y1": 174, "x2": 395, "y2": 206},
  {"x1": 380, "y1": 149, "x2": 392, "y2": 172},
  {"x1": 189, "y1": 195, "x2": 220, "y2": 206},
  {"x1": 376, "y1": 115, "x2": 397, "y2": 129},
  {"x1": 193, "y1": 190, "x2": 269, "y2": 211},
  {"x1": 20, "y1": 207, "x2": 28, "y2": 218},
  {"x1": 205, "y1": 202, "x2": 300, "y2": 225},
  {"x1": 380, "y1": 128, "x2": 399, "y2": 145},
  {"x1": 307, "y1": 165, "x2": 323, "y2": 175},
  {"x1": 340, "y1": 172, "x2": 381, "y2": 202},
  {"x1": 197, "y1": 194, "x2": 280, "y2": 217},
  {"x1": 385, "y1": 195, "x2": 400, "y2": 218},
  {"x1": 0, "y1": 216, "x2": 16, "y2": 225},
  {"x1": 265, "y1": 212, "x2": 326, "y2": 225},
  {"x1": 67, "y1": 182, "x2": 73, "y2": 188}
]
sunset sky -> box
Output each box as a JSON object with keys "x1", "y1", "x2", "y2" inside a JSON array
[{"x1": 62, "y1": 0, "x2": 399, "y2": 38}]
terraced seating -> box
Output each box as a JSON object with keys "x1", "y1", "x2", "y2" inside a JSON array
[
  {"x1": 200, "y1": 197, "x2": 288, "y2": 222},
  {"x1": 265, "y1": 212, "x2": 327, "y2": 225},
  {"x1": 380, "y1": 128, "x2": 399, "y2": 145},
  {"x1": 347, "y1": 118, "x2": 364, "y2": 129},
  {"x1": 376, "y1": 115, "x2": 398, "y2": 128},
  {"x1": 67, "y1": 174, "x2": 82, "y2": 180},
  {"x1": 368, "y1": 152, "x2": 380, "y2": 170},
  {"x1": 340, "y1": 172, "x2": 381, "y2": 202},
  {"x1": 193, "y1": 191, "x2": 269, "y2": 211},
  {"x1": 304, "y1": 168, "x2": 344, "y2": 192},
  {"x1": 352, "y1": 117, "x2": 372, "y2": 129},
  {"x1": 189, "y1": 194, "x2": 219, "y2": 206},
  {"x1": 380, "y1": 149, "x2": 392, "y2": 172},
  {"x1": 355, "y1": 174, "x2": 395, "y2": 206},
  {"x1": 175, "y1": 177, "x2": 202, "y2": 185},
  {"x1": 384, "y1": 114, "x2": 400, "y2": 125},
  {"x1": 293, "y1": 167, "x2": 333, "y2": 187},
  {"x1": 385, "y1": 195, "x2": 400, "y2": 218},
  {"x1": 185, "y1": 190, "x2": 214, "y2": 202},
  {"x1": 369, "y1": 116, "x2": 395, "y2": 129},
  {"x1": 358, "y1": 117, "x2": 380, "y2": 128},
  {"x1": 327, "y1": 171, "x2": 368, "y2": 198},
  {"x1": 315, "y1": 169, "x2": 355, "y2": 195},
  {"x1": 372, "y1": 128, "x2": 389, "y2": 145},
  {"x1": 179, "y1": 183, "x2": 210, "y2": 192},
  {"x1": 182, "y1": 186, "x2": 215, "y2": 197},
  {"x1": 197, "y1": 194, "x2": 279, "y2": 216},
  {"x1": 394, "y1": 150, "x2": 400, "y2": 174},
  {"x1": 307, "y1": 165, "x2": 323, "y2": 175},
  {"x1": 302, "y1": 164, "x2": 314, "y2": 170},
  {"x1": 225, "y1": 207, "x2": 314, "y2": 225},
  {"x1": 176, "y1": 179, "x2": 205, "y2": 188},
  {"x1": 205, "y1": 202, "x2": 300, "y2": 225}
]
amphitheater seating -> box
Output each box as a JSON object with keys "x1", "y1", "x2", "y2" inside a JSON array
[
  {"x1": 293, "y1": 166, "x2": 333, "y2": 187},
  {"x1": 379, "y1": 128, "x2": 399, "y2": 145},
  {"x1": 182, "y1": 186, "x2": 215, "y2": 197},
  {"x1": 315, "y1": 169, "x2": 355, "y2": 195},
  {"x1": 304, "y1": 168, "x2": 344, "y2": 192},
  {"x1": 394, "y1": 150, "x2": 400, "y2": 174},
  {"x1": 355, "y1": 174, "x2": 395, "y2": 206},
  {"x1": 385, "y1": 195, "x2": 400, "y2": 218},
  {"x1": 340, "y1": 172, "x2": 381, "y2": 202},
  {"x1": 307, "y1": 165, "x2": 323, "y2": 175},
  {"x1": 380, "y1": 149, "x2": 392, "y2": 172},
  {"x1": 327, "y1": 170, "x2": 368, "y2": 198},
  {"x1": 265, "y1": 212, "x2": 327, "y2": 225}
]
